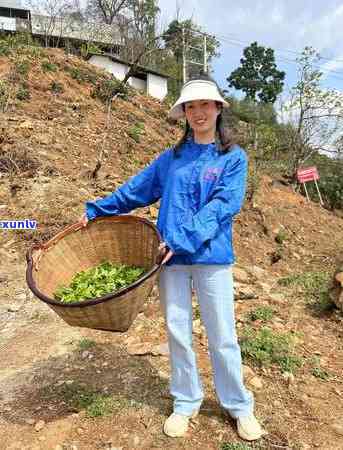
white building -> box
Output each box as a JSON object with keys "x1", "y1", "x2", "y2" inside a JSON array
[
  {"x1": 0, "y1": 1, "x2": 169, "y2": 100},
  {"x1": 88, "y1": 53, "x2": 168, "y2": 101},
  {"x1": 0, "y1": 0, "x2": 30, "y2": 33},
  {"x1": 0, "y1": 0, "x2": 121, "y2": 47}
]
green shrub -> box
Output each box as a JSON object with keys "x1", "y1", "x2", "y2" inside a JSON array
[
  {"x1": 67, "y1": 66, "x2": 97, "y2": 84},
  {"x1": 278, "y1": 271, "x2": 333, "y2": 312},
  {"x1": 127, "y1": 122, "x2": 145, "y2": 143},
  {"x1": 78, "y1": 338, "x2": 96, "y2": 350},
  {"x1": 240, "y1": 326, "x2": 303, "y2": 373},
  {"x1": 0, "y1": 39, "x2": 11, "y2": 56},
  {"x1": 42, "y1": 60, "x2": 58, "y2": 72},
  {"x1": 50, "y1": 80, "x2": 64, "y2": 94},
  {"x1": 92, "y1": 77, "x2": 129, "y2": 103},
  {"x1": 80, "y1": 42, "x2": 101, "y2": 59},
  {"x1": 247, "y1": 306, "x2": 275, "y2": 322},
  {"x1": 14, "y1": 58, "x2": 31, "y2": 77},
  {"x1": 0, "y1": 80, "x2": 9, "y2": 110},
  {"x1": 16, "y1": 83, "x2": 30, "y2": 101},
  {"x1": 246, "y1": 166, "x2": 261, "y2": 201},
  {"x1": 310, "y1": 356, "x2": 331, "y2": 380},
  {"x1": 275, "y1": 229, "x2": 287, "y2": 244}
]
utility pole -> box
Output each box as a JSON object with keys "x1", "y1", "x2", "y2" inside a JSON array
[
  {"x1": 182, "y1": 27, "x2": 186, "y2": 83},
  {"x1": 182, "y1": 26, "x2": 209, "y2": 82}
]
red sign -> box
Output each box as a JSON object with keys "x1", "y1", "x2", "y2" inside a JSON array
[{"x1": 296, "y1": 166, "x2": 320, "y2": 183}]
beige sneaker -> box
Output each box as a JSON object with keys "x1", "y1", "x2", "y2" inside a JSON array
[
  {"x1": 237, "y1": 414, "x2": 265, "y2": 441},
  {"x1": 163, "y1": 411, "x2": 199, "y2": 437}
]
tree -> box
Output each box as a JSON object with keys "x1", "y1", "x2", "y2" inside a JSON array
[
  {"x1": 85, "y1": 0, "x2": 130, "y2": 25},
  {"x1": 281, "y1": 46, "x2": 343, "y2": 175},
  {"x1": 28, "y1": 0, "x2": 80, "y2": 47},
  {"x1": 227, "y1": 41, "x2": 285, "y2": 104}
]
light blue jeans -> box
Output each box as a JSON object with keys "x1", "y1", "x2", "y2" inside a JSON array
[{"x1": 158, "y1": 264, "x2": 254, "y2": 418}]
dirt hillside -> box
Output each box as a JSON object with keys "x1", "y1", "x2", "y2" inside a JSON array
[{"x1": 0, "y1": 47, "x2": 343, "y2": 450}]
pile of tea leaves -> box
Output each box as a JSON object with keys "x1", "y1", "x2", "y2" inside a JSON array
[{"x1": 54, "y1": 261, "x2": 145, "y2": 303}]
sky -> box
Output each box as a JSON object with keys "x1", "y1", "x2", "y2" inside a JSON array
[{"x1": 157, "y1": 0, "x2": 343, "y2": 99}]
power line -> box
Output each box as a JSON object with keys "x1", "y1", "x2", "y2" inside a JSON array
[
  {"x1": 214, "y1": 32, "x2": 343, "y2": 65},
  {"x1": 216, "y1": 36, "x2": 343, "y2": 82}
]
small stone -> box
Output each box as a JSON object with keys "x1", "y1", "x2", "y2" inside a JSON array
[
  {"x1": 233, "y1": 267, "x2": 250, "y2": 283},
  {"x1": 331, "y1": 421, "x2": 343, "y2": 436},
  {"x1": 282, "y1": 372, "x2": 295, "y2": 385},
  {"x1": 248, "y1": 266, "x2": 267, "y2": 280},
  {"x1": 151, "y1": 342, "x2": 169, "y2": 356},
  {"x1": 38, "y1": 436, "x2": 46, "y2": 441},
  {"x1": 242, "y1": 365, "x2": 255, "y2": 380},
  {"x1": 77, "y1": 428, "x2": 84, "y2": 435},
  {"x1": 7, "y1": 304, "x2": 21, "y2": 312},
  {"x1": 25, "y1": 418, "x2": 36, "y2": 425},
  {"x1": 335, "y1": 272, "x2": 343, "y2": 285},
  {"x1": 133, "y1": 436, "x2": 140, "y2": 446},
  {"x1": 268, "y1": 293, "x2": 284, "y2": 303},
  {"x1": 248, "y1": 376, "x2": 263, "y2": 390},
  {"x1": 127, "y1": 342, "x2": 152, "y2": 356},
  {"x1": 34, "y1": 420, "x2": 46, "y2": 432}
]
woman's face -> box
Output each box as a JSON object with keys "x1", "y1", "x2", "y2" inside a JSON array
[{"x1": 184, "y1": 100, "x2": 221, "y2": 137}]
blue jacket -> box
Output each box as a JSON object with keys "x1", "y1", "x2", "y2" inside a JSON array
[{"x1": 86, "y1": 138, "x2": 248, "y2": 266}]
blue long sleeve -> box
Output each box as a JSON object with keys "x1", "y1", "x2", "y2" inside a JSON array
[
  {"x1": 164, "y1": 151, "x2": 248, "y2": 254},
  {"x1": 86, "y1": 151, "x2": 168, "y2": 220}
]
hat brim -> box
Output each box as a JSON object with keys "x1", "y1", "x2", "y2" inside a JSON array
[{"x1": 168, "y1": 80, "x2": 229, "y2": 119}]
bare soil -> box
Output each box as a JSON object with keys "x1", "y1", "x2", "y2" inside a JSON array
[{"x1": 1, "y1": 48, "x2": 343, "y2": 450}]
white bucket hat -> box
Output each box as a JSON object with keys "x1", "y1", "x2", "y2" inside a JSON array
[{"x1": 169, "y1": 79, "x2": 229, "y2": 119}]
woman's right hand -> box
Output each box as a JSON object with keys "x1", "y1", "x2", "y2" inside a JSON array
[{"x1": 80, "y1": 213, "x2": 88, "y2": 228}]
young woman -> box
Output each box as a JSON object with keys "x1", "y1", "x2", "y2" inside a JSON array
[{"x1": 82, "y1": 75, "x2": 264, "y2": 442}]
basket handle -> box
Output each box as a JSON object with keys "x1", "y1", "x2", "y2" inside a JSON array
[
  {"x1": 26, "y1": 244, "x2": 44, "y2": 272},
  {"x1": 26, "y1": 221, "x2": 86, "y2": 271}
]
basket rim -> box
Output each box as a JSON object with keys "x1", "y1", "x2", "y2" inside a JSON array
[{"x1": 26, "y1": 214, "x2": 162, "y2": 308}]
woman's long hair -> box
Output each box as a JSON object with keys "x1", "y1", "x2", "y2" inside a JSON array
[{"x1": 173, "y1": 74, "x2": 235, "y2": 156}]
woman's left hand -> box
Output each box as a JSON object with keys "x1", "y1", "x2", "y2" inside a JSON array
[{"x1": 158, "y1": 242, "x2": 174, "y2": 265}]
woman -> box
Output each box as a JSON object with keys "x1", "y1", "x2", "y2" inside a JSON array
[{"x1": 82, "y1": 74, "x2": 264, "y2": 442}]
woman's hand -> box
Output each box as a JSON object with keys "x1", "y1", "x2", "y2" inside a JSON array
[
  {"x1": 158, "y1": 242, "x2": 174, "y2": 265},
  {"x1": 80, "y1": 213, "x2": 88, "y2": 228}
]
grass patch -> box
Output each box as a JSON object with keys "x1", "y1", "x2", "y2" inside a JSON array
[
  {"x1": 61, "y1": 383, "x2": 142, "y2": 417},
  {"x1": 50, "y1": 80, "x2": 64, "y2": 94},
  {"x1": 275, "y1": 229, "x2": 287, "y2": 244},
  {"x1": 240, "y1": 326, "x2": 303, "y2": 373},
  {"x1": 42, "y1": 60, "x2": 58, "y2": 72},
  {"x1": 16, "y1": 83, "x2": 30, "y2": 101},
  {"x1": 310, "y1": 356, "x2": 331, "y2": 381},
  {"x1": 78, "y1": 338, "x2": 96, "y2": 350},
  {"x1": 221, "y1": 443, "x2": 253, "y2": 450},
  {"x1": 14, "y1": 58, "x2": 31, "y2": 77},
  {"x1": 127, "y1": 122, "x2": 145, "y2": 143},
  {"x1": 247, "y1": 306, "x2": 275, "y2": 322},
  {"x1": 66, "y1": 66, "x2": 97, "y2": 84},
  {"x1": 0, "y1": 80, "x2": 10, "y2": 111},
  {"x1": 277, "y1": 271, "x2": 333, "y2": 313}
]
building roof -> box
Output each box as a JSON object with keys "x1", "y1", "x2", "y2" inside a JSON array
[
  {"x1": 0, "y1": 0, "x2": 28, "y2": 10},
  {"x1": 89, "y1": 52, "x2": 169, "y2": 79}
]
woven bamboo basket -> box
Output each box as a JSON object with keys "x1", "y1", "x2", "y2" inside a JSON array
[{"x1": 26, "y1": 215, "x2": 163, "y2": 332}]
